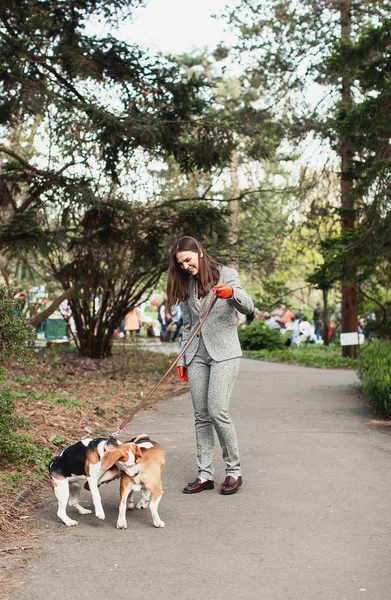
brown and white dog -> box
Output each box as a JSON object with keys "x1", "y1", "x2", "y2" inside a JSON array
[
  {"x1": 101, "y1": 434, "x2": 166, "y2": 529},
  {"x1": 49, "y1": 437, "x2": 140, "y2": 527}
]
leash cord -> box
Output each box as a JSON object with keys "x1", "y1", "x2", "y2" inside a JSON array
[{"x1": 110, "y1": 290, "x2": 218, "y2": 438}]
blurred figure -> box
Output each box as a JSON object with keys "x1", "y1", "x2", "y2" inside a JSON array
[
  {"x1": 170, "y1": 301, "x2": 184, "y2": 342},
  {"x1": 264, "y1": 312, "x2": 281, "y2": 331},
  {"x1": 246, "y1": 310, "x2": 255, "y2": 326},
  {"x1": 13, "y1": 288, "x2": 27, "y2": 317},
  {"x1": 157, "y1": 294, "x2": 171, "y2": 334},
  {"x1": 298, "y1": 316, "x2": 317, "y2": 344},
  {"x1": 282, "y1": 306, "x2": 295, "y2": 326},
  {"x1": 124, "y1": 306, "x2": 141, "y2": 341},
  {"x1": 313, "y1": 302, "x2": 323, "y2": 340},
  {"x1": 364, "y1": 310, "x2": 376, "y2": 340}
]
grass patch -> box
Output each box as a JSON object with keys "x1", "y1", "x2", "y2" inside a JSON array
[
  {"x1": 357, "y1": 340, "x2": 391, "y2": 415},
  {"x1": 244, "y1": 343, "x2": 356, "y2": 369},
  {"x1": 47, "y1": 394, "x2": 80, "y2": 407}
]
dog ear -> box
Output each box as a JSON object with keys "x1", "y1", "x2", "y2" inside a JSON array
[
  {"x1": 131, "y1": 443, "x2": 143, "y2": 463},
  {"x1": 101, "y1": 447, "x2": 125, "y2": 471}
]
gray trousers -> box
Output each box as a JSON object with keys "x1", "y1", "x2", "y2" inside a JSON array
[{"x1": 186, "y1": 335, "x2": 241, "y2": 480}]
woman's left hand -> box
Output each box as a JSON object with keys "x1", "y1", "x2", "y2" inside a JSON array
[{"x1": 213, "y1": 284, "x2": 233, "y2": 299}]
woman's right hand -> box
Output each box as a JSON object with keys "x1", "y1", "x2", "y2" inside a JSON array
[{"x1": 176, "y1": 366, "x2": 188, "y2": 381}]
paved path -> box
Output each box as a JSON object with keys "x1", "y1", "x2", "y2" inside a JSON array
[{"x1": 11, "y1": 359, "x2": 391, "y2": 600}]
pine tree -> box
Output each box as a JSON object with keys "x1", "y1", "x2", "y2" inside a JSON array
[{"x1": 225, "y1": 0, "x2": 391, "y2": 355}]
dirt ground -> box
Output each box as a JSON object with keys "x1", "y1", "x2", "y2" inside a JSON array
[{"x1": 0, "y1": 343, "x2": 183, "y2": 542}]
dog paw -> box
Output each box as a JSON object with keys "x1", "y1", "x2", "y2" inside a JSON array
[
  {"x1": 136, "y1": 500, "x2": 149, "y2": 510},
  {"x1": 76, "y1": 507, "x2": 92, "y2": 515},
  {"x1": 116, "y1": 520, "x2": 127, "y2": 529},
  {"x1": 127, "y1": 502, "x2": 135, "y2": 510},
  {"x1": 153, "y1": 519, "x2": 165, "y2": 528},
  {"x1": 65, "y1": 519, "x2": 79, "y2": 527},
  {"x1": 95, "y1": 511, "x2": 105, "y2": 520}
]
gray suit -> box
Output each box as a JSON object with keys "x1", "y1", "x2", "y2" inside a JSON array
[
  {"x1": 178, "y1": 266, "x2": 254, "y2": 368},
  {"x1": 178, "y1": 266, "x2": 254, "y2": 480}
]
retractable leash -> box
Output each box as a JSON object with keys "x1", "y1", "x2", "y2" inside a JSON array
[{"x1": 110, "y1": 290, "x2": 218, "y2": 439}]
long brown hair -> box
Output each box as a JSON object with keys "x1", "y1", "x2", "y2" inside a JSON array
[{"x1": 166, "y1": 237, "x2": 221, "y2": 310}]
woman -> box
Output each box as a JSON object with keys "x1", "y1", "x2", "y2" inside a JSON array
[
  {"x1": 167, "y1": 236, "x2": 254, "y2": 495},
  {"x1": 124, "y1": 306, "x2": 141, "y2": 341}
]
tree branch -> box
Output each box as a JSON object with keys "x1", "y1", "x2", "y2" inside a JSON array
[
  {"x1": 30, "y1": 287, "x2": 75, "y2": 328},
  {"x1": 153, "y1": 186, "x2": 297, "y2": 207},
  {"x1": 357, "y1": 286, "x2": 387, "y2": 328}
]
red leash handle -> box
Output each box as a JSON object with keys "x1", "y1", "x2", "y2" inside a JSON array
[{"x1": 110, "y1": 290, "x2": 217, "y2": 438}]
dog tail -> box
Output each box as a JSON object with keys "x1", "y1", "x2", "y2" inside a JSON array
[{"x1": 128, "y1": 434, "x2": 150, "y2": 444}]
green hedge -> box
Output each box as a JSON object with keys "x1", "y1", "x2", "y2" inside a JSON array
[
  {"x1": 357, "y1": 340, "x2": 391, "y2": 415},
  {"x1": 244, "y1": 345, "x2": 356, "y2": 369},
  {"x1": 238, "y1": 321, "x2": 284, "y2": 351},
  {"x1": 0, "y1": 286, "x2": 38, "y2": 465}
]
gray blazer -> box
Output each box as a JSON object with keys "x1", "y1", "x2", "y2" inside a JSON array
[{"x1": 177, "y1": 266, "x2": 254, "y2": 367}]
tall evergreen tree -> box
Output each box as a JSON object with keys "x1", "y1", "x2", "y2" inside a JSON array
[
  {"x1": 0, "y1": 0, "x2": 235, "y2": 262},
  {"x1": 225, "y1": 0, "x2": 391, "y2": 355},
  {"x1": 0, "y1": 0, "x2": 241, "y2": 350},
  {"x1": 177, "y1": 49, "x2": 289, "y2": 274}
]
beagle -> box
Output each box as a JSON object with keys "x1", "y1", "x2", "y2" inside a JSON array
[
  {"x1": 49, "y1": 437, "x2": 140, "y2": 527},
  {"x1": 101, "y1": 434, "x2": 166, "y2": 529}
]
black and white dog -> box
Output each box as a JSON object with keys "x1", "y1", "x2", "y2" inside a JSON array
[{"x1": 49, "y1": 437, "x2": 140, "y2": 526}]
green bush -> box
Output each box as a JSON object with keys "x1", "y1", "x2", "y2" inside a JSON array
[
  {"x1": 0, "y1": 387, "x2": 29, "y2": 462},
  {"x1": 0, "y1": 285, "x2": 36, "y2": 364},
  {"x1": 357, "y1": 340, "x2": 391, "y2": 415},
  {"x1": 238, "y1": 321, "x2": 284, "y2": 351},
  {"x1": 0, "y1": 286, "x2": 37, "y2": 465}
]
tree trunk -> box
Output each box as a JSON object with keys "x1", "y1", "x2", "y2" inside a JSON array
[
  {"x1": 228, "y1": 148, "x2": 240, "y2": 270},
  {"x1": 30, "y1": 287, "x2": 75, "y2": 327},
  {"x1": 322, "y1": 289, "x2": 329, "y2": 346},
  {"x1": 0, "y1": 256, "x2": 10, "y2": 287},
  {"x1": 340, "y1": 0, "x2": 358, "y2": 358}
]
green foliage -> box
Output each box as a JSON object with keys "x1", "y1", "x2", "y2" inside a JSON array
[
  {"x1": 51, "y1": 434, "x2": 66, "y2": 447},
  {"x1": 244, "y1": 344, "x2": 356, "y2": 369},
  {"x1": 251, "y1": 275, "x2": 291, "y2": 311},
  {"x1": 0, "y1": 0, "x2": 239, "y2": 296},
  {"x1": 0, "y1": 388, "x2": 28, "y2": 462},
  {"x1": 176, "y1": 51, "x2": 290, "y2": 280},
  {"x1": 0, "y1": 472, "x2": 26, "y2": 485},
  {"x1": 0, "y1": 0, "x2": 235, "y2": 203},
  {"x1": 0, "y1": 386, "x2": 51, "y2": 469},
  {"x1": 15, "y1": 390, "x2": 80, "y2": 407},
  {"x1": 0, "y1": 285, "x2": 36, "y2": 364},
  {"x1": 227, "y1": 0, "x2": 391, "y2": 322},
  {"x1": 40, "y1": 195, "x2": 229, "y2": 358},
  {"x1": 47, "y1": 394, "x2": 80, "y2": 408},
  {"x1": 0, "y1": 286, "x2": 40, "y2": 465},
  {"x1": 357, "y1": 340, "x2": 391, "y2": 415},
  {"x1": 238, "y1": 321, "x2": 284, "y2": 351}
]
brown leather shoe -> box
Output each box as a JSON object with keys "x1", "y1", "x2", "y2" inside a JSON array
[
  {"x1": 220, "y1": 475, "x2": 243, "y2": 495},
  {"x1": 183, "y1": 478, "x2": 214, "y2": 494}
]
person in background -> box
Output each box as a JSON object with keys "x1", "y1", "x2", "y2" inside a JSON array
[
  {"x1": 169, "y1": 300, "x2": 184, "y2": 342},
  {"x1": 246, "y1": 310, "x2": 255, "y2": 326},
  {"x1": 166, "y1": 236, "x2": 254, "y2": 496},
  {"x1": 157, "y1": 295, "x2": 171, "y2": 334},
  {"x1": 364, "y1": 310, "x2": 376, "y2": 340},
  {"x1": 124, "y1": 306, "x2": 141, "y2": 341},
  {"x1": 282, "y1": 306, "x2": 295, "y2": 326},
  {"x1": 264, "y1": 312, "x2": 281, "y2": 331},
  {"x1": 313, "y1": 302, "x2": 323, "y2": 340},
  {"x1": 13, "y1": 288, "x2": 27, "y2": 318}
]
